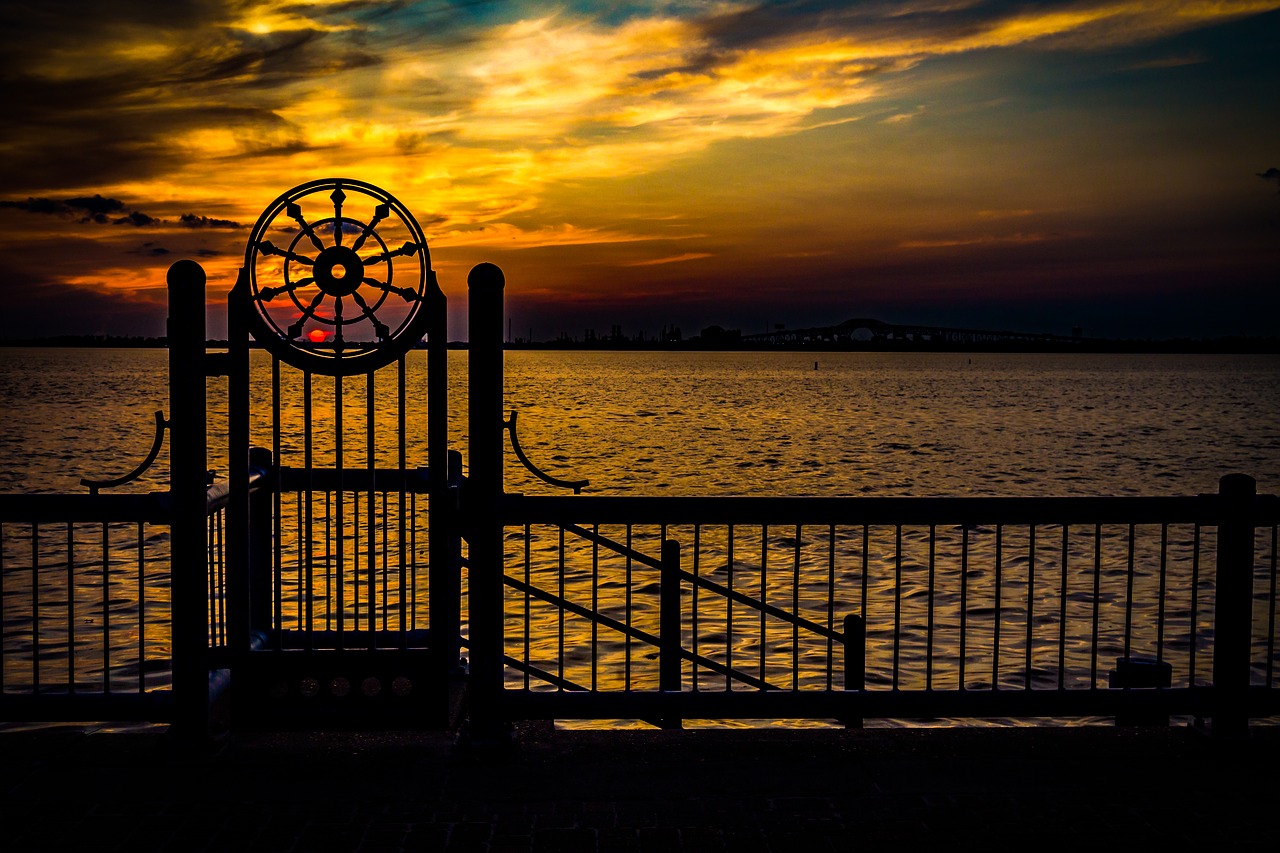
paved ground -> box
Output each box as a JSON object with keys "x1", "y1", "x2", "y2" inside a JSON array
[{"x1": 1, "y1": 722, "x2": 1277, "y2": 852}]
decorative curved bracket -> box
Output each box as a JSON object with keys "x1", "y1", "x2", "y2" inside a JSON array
[
  {"x1": 81, "y1": 410, "x2": 168, "y2": 495},
  {"x1": 504, "y1": 410, "x2": 588, "y2": 494}
]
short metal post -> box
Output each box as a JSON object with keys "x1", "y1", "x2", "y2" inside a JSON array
[
  {"x1": 1212, "y1": 473, "x2": 1256, "y2": 737},
  {"x1": 842, "y1": 613, "x2": 865, "y2": 728},
  {"x1": 167, "y1": 260, "x2": 210, "y2": 738},
  {"x1": 466, "y1": 262, "x2": 508, "y2": 742},
  {"x1": 248, "y1": 446, "x2": 274, "y2": 637},
  {"x1": 659, "y1": 538, "x2": 683, "y2": 729}
]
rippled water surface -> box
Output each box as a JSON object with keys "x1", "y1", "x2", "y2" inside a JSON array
[
  {"x1": 3, "y1": 348, "x2": 1276, "y2": 496},
  {"x1": 2, "y1": 348, "x2": 1278, "y2": 728}
]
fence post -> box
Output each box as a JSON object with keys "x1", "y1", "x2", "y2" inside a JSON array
[
  {"x1": 167, "y1": 260, "x2": 210, "y2": 738},
  {"x1": 224, "y1": 269, "x2": 251, "y2": 655},
  {"x1": 1212, "y1": 473, "x2": 1256, "y2": 737},
  {"x1": 466, "y1": 262, "x2": 508, "y2": 744},
  {"x1": 842, "y1": 613, "x2": 865, "y2": 729},
  {"x1": 659, "y1": 538, "x2": 683, "y2": 730},
  {"x1": 248, "y1": 446, "x2": 274, "y2": 638}
]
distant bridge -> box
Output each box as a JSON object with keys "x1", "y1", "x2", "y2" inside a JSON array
[{"x1": 743, "y1": 317, "x2": 1081, "y2": 346}]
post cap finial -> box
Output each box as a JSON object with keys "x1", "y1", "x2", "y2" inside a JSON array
[
  {"x1": 167, "y1": 259, "x2": 206, "y2": 289},
  {"x1": 468, "y1": 262, "x2": 505, "y2": 291}
]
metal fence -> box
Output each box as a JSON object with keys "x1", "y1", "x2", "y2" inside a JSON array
[{"x1": 486, "y1": 491, "x2": 1278, "y2": 729}]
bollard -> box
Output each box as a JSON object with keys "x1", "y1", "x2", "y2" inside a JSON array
[
  {"x1": 1109, "y1": 656, "x2": 1173, "y2": 726},
  {"x1": 841, "y1": 613, "x2": 865, "y2": 729}
]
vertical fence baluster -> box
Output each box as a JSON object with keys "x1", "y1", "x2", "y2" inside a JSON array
[
  {"x1": 273, "y1": 358, "x2": 282, "y2": 649},
  {"x1": 1026, "y1": 524, "x2": 1035, "y2": 690},
  {"x1": 101, "y1": 521, "x2": 109, "y2": 692},
  {"x1": 524, "y1": 524, "x2": 532, "y2": 691},
  {"x1": 31, "y1": 523, "x2": 40, "y2": 692},
  {"x1": 137, "y1": 522, "x2": 145, "y2": 693},
  {"x1": 1269, "y1": 523, "x2": 1278, "y2": 689},
  {"x1": 792, "y1": 524, "x2": 800, "y2": 690},
  {"x1": 826, "y1": 523, "x2": 836, "y2": 691},
  {"x1": 625, "y1": 524, "x2": 633, "y2": 690},
  {"x1": 959, "y1": 524, "x2": 968, "y2": 690},
  {"x1": 893, "y1": 524, "x2": 902, "y2": 691},
  {"x1": 926, "y1": 524, "x2": 936, "y2": 691},
  {"x1": 726, "y1": 524, "x2": 734, "y2": 691},
  {"x1": 1190, "y1": 523, "x2": 1202, "y2": 688},
  {"x1": 993, "y1": 523, "x2": 1002, "y2": 690},
  {"x1": 1091, "y1": 523, "x2": 1102, "y2": 688},
  {"x1": 67, "y1": 524, "x2": 75, "y2": 692},
  {"x1": 1058, "y1": 524, "x2": 1068, "y2": 690},
  {"x1": 1124, "y1": 523, "x2": 1135, "y2": 662},
  {"x1": 692, "y1": 524, "x2": 701, "y2": 691},
  {"x1": 590, "y1": 524, "x2": 598, "y2": 691},
  {"x1": 759, "y1": 524, "x2": 767, "y2": 687},
  {"x1": 303, "y1": 371, "x2": 314, "y2": 647},
  {"x1": 558, "y1": 525, "x2": 565, "y2": 689},
  {"x1": 1157, "y1": 523, "x2": 1168, "y2": 666}
]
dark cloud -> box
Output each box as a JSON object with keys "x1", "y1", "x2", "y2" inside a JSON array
[
  {"x1": 1259, "y1": 167, "x2": 1280, "y2": 190},
  {"x1": 66, "y1": 195, "x2": 128, "y2": 217},
  {"x1": 114, "y1": 211, "x2": 159, "y2": 227},
  {"x1": 2, "y1": 195, "x2": 248, "y2": 229},
  {"x1": 180, "y1": 213, "x2": 246, "y2": 229}
]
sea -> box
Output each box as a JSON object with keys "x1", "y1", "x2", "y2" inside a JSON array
[
  {"x1": 1, "y1": 348, "x2": 1278, "y2": 729},
  {"x1": 2, "y1": 348, "x2": 1277, "y2": 498}
]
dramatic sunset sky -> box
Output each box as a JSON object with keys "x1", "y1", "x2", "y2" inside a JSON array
[{"x1": 2, "y1": 1, "x2": 1277, "y2": 341}]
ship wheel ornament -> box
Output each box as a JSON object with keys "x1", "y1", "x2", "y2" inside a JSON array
[{"x1": 244, "y1": 178, "x2": 437, "y2": 375}]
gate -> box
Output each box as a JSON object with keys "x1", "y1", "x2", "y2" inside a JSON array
[{"x1": 218, "y1": 179, "x2": 460, "y2": 728}]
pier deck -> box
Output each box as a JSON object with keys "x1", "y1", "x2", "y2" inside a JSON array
[{"x1": 2, "y1": 723, "x2": 1276, "y2": 851}]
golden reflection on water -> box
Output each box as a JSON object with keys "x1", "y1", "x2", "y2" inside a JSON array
[{"x1": 2, "y1": 349, "x2": 1278, "y2": 728}]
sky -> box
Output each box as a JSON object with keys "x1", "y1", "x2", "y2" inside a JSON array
[{"x1": 1, "y1": 0, "x2": 1277, "y2": 342}]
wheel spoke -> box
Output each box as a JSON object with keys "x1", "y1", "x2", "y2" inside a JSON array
[
  {"x1": 259, "y1": 277, "x2": 312, "y2": 302},
  {"x1": 363, "y1": 277, "x2": 419, "y2": 303},
  {"x1": 286, "y1": 203, "x2": 326, "y2": 253},
  {"x1": 257, "y1": 240, "x2": 315, "y2": 266},
  {"x1": 350, "y1": 290, "x2": 391, "y2": 340},
  {"x1": 351, "y1": 203, "x2": 389, "y2": 253},
  {"x1": 286, "y1": 290, "x2": 328, "y2": 339},
  {"x1": 331, "y1": 186, "x2": 347, "y2": 247},
  {"x1": 362, "y1": 241, "x2": 422, "y2": 266}
]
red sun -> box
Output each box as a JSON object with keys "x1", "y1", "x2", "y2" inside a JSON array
[{"x1": 307, "y1": 329, "x2": 327, "y2": 344}]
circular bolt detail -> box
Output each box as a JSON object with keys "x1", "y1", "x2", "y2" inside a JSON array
[
  {"x1": 361, "y1": 676, "x2": 382, "y2": 697},
  {"x1": 330, "y1": 676, "x2": 351, "y2": 698},
  {"x1": 392, "y1": 676, "x2": 412, "y2": 697},
  {"x1": 299, "y1": 677, "x2": 320, "y2": 698}
]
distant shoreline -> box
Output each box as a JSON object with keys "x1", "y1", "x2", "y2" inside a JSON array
[{"x1": 1, "y1": 335, "x2": 1277, "y2": 354}]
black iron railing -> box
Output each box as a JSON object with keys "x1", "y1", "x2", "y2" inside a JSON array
[
  {"x1": 3, "y1": 254, "x2": 1278, "y2": 740},
  {"x1": 484, "y1": 489, "x2": 1278, "y2": 730}
]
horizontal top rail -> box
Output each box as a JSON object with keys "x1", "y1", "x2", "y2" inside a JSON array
[
  {"x1": 0, "y1": 469, "x2": 269, "y2": 523},
  {"x1": 0, "y1": 492, "x2": 171, "y2": 524},
  {"x1": 276, "y1": 465, "x2": 432, "y2": 494},
  {"x1": 504, "y1": 493, "x2": 1279, "y2": 526}
]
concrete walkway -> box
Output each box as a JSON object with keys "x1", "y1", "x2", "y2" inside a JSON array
[{"x1": 2, "y1": 723, "x2": 1276, "y2": 851}]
